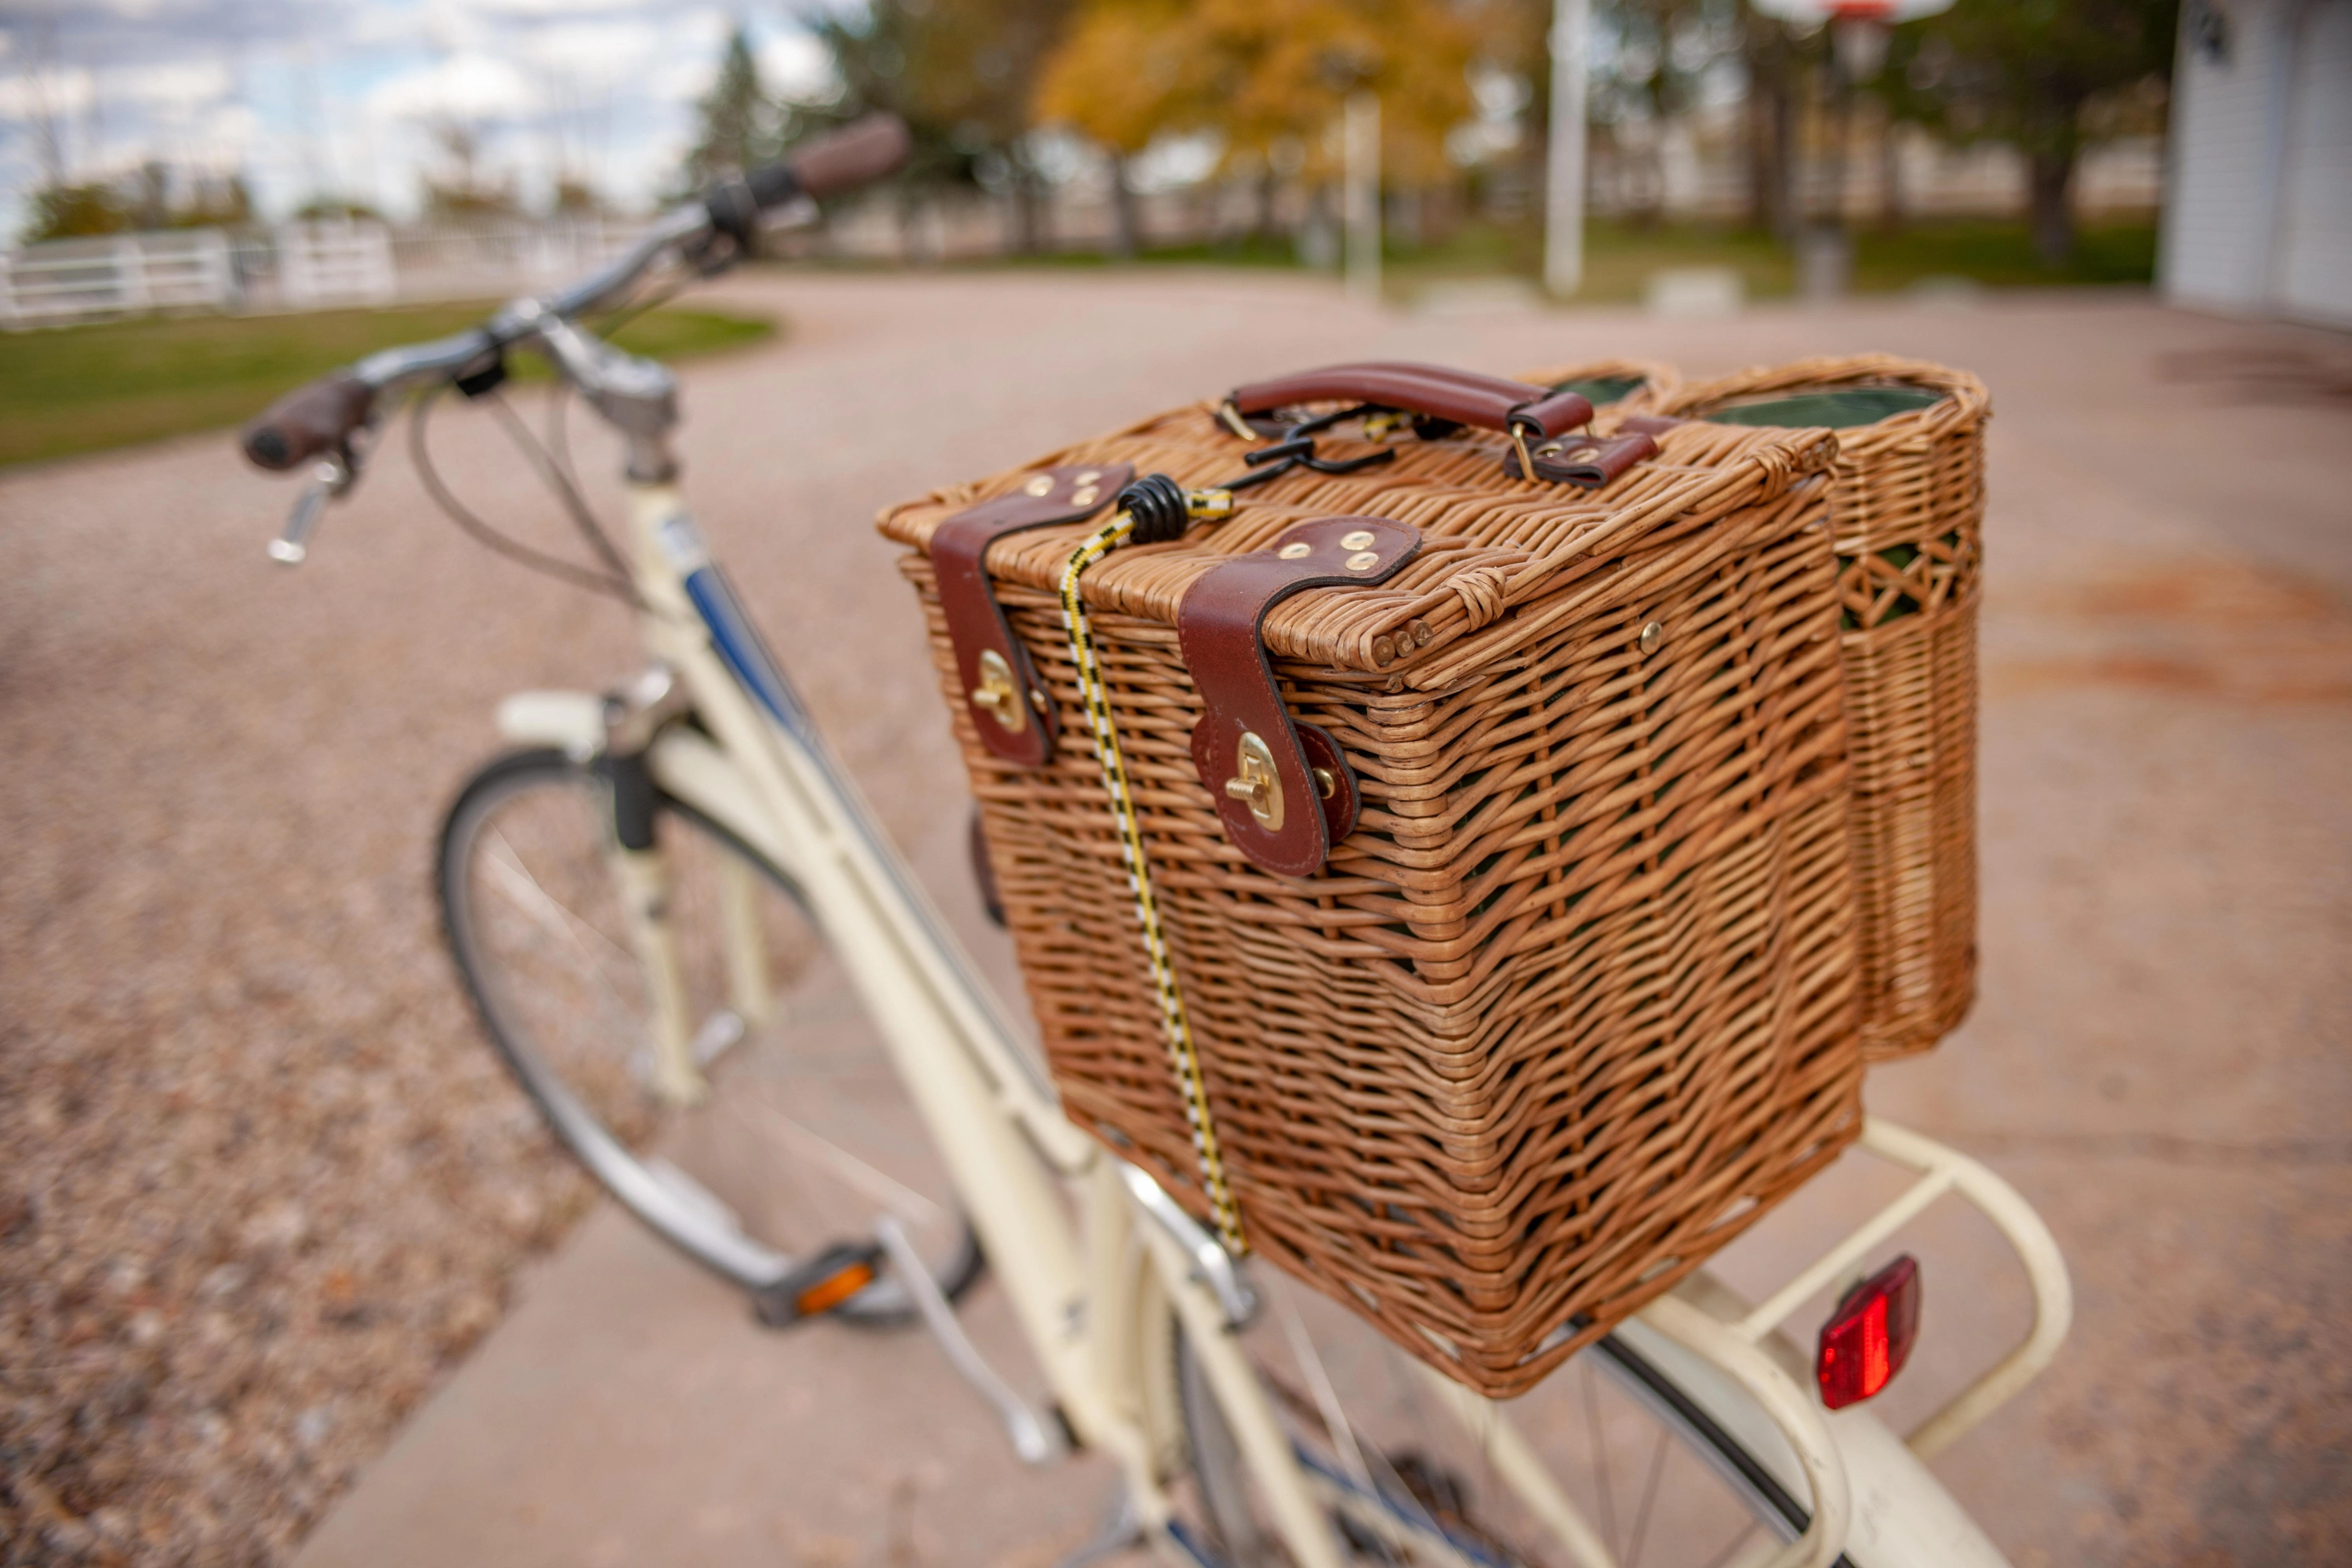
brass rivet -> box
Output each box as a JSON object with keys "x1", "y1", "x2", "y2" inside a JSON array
[
  {"x1": 1076, "y1": 470, "x2": 1101, "y2": 485},
  {"x1": 1346, "y1": 550, "x2": 1380, "y2": 572},
  {"x1": 1278, "y1": 541, "x2": 1313, "y2": 560},
  {"x1": 1537, "y1": 442, "x2": 1563, "y2": 458},
  {"x1": 1072, "y1": 486, "x2": 1098, "y2": 507},
  {"x1": 1340, "y1": 528, "x2": 1376, "y2": 550},
  {"x1": 1638, "y1": 620, "x2": 1664, "y2": 655},
  {"x1": 1029, "y1": 686, "x2": 1051, "y2": 711},
  {"x1": 1024, "y1": 475, "x2": 1054, "y2": 496},
  {"x1": 1312, "y1": 767, "x2": 1338, "y2": 800}
]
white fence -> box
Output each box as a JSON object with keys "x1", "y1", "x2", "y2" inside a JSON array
[
  {"x1": 278, "y1": 219, "x2": 397, "y2": 307},
  {"x1": 0, "y1": 218, "x2": 660, "y2": 326},
  {"x1": 0, "y1": 230, "x2": 235, "y2": 324}
]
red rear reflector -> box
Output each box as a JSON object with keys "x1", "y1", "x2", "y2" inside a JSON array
[{"x1": 1816, "y1": 1254, "x2": 1921, "y2": 1410}]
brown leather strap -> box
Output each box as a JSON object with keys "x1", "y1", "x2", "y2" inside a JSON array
[
  {"x1": 935, "y1": 463, "x2": 1133, "y2": 766},
  {"x1": 1228, "y1": 361, "x2": 1595, "y2": 441},
  {"x1": 1178, "y1": 517, "x2": 1421, "y2": 878},
  {"x1": 1502, "y1": 429, "x2": 1660, "y2": 488}
]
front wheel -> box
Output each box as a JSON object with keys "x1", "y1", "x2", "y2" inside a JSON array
[{"x1": 436, "y1": 748, "x2": 982, "y2": 1324}]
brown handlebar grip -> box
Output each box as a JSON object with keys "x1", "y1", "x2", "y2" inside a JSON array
[
  {"x1": 786, "y1": 114, "x2": 913, "y2": 200},
  {"x1": 1229, "y1": 361, "x2": 1595, "y2": 439},
  {"x1": 241, "y1": 371, "x2": 375, "y2": 471}
]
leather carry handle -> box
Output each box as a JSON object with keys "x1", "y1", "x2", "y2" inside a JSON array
[
  {"x1": 1178, "y1": 517, "x2": 1421, "y2": 879},
  {"x1": 1227, "y1": 361, "x2": 1595, "y2": 470},
  {"x1": 933, "y1": 463, "x2": 1133, "y2": 768}
]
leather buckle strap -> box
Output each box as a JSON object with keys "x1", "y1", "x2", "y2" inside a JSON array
[
  {"x1": 1501, "y1": 429, "x2": 1661, "y2": 488},
  {"x1": 1177, "y1": 517, "x2": 1422, "y2": 879},
  {"x1": 933, "y1": 463, "x2": 1133, "y2": 766}
]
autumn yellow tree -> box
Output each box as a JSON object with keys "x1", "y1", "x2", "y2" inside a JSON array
[{"x1": 1036, "y1": 0, "x2": 1479, "y2": 251}]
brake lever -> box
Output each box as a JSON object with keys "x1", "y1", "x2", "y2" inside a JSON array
[{"x1": 267, "y1": 455, "x2": 351, "y2": 565}]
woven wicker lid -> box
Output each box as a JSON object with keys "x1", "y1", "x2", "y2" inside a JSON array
[{"x1": 878, "y1": 404, "x2": 1835, "y2": 684}]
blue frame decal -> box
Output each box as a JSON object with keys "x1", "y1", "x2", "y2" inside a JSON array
[{"x1": 683, "y1": 564, "x2": 818, "y2": 745}]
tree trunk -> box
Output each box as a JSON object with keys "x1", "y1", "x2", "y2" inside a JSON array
[
  {"x1": 1009, "y1": 171, "x2": 1037, "y2": 257},
  {"x1": 2025, "y1": 82, "x2": 2085, "y2": 268},
  {"x1": 1108, "y1": 154, "x2": 1138, "y2": 260},
  {"x1": 1878, "y1": 109, "x2": 1905, "y2": 234},
  {"x1": 1744, "y1": 21, "x2": 1798, "y2": 238},
  {"x1": 1254, "y1": 168, "x2": 1279, "y2": 242},
  {"x1": 2027, "y1": 148, "x2": 2075, "y2": 267}
]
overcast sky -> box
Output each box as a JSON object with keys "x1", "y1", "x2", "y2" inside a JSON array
[{"x1": 0, "y1": 0, "x2": 840, "y2": 240}]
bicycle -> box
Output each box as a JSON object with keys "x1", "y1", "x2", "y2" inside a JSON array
[{"x1": 241, "y1": 114, "x2": 2071, "y2": 1568}]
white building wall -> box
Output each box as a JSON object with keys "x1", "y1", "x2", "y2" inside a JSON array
[
  {"x1": 2162, "y1": 0, "x2": 2352, "y2": 326},
  {"x1": 2273, "y1": 0, "x2": 2352, "y2": 324}
]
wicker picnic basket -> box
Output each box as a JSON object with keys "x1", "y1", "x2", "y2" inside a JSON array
[
  {"x1": 1624, "y1": 358, "x2": 1986, "y2": 1061},
  {"x1": 880, "y1": 365, "x2": 1865, "y2": 1394}
]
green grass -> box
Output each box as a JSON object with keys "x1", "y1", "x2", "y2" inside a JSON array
[
  {"x1": 1384, "y1": 216, "x2": 2157, "y2": 305},
  {"x1": 0, "y1": 301, "x2": 777, "y2": 468},
  {"x1": 971, "y1": 214, "x2": 2157, "y2": 307}
]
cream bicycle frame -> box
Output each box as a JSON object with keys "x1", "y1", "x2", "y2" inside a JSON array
[{"x1": 485, "y1": 470, "x2": 2070, "y2": 1568}]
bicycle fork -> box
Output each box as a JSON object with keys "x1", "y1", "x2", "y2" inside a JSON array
[{"x1": 601, "y1": 733, "x2": 772, "y2": 1108}]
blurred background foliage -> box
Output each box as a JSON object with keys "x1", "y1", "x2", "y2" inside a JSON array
[
  {"x1": 6, "y1": 0, "x2": 2182, "y2": 348},
  {"x1": 641, "y1": 0, "x2": 2179, "y2": 277}
]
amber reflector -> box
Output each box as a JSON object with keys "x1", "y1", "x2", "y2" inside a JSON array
[{"x1": 795, "y1": 1261, "x2": 877, "y2": 1317}]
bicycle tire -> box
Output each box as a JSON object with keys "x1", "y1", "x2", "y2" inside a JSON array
[
  {"x1": 437, "y1": 747, "x2": 983, "y2": 1326},
  {"x1": 1171, "y1": 1289, "x2": 1828, "y2": 1568}
]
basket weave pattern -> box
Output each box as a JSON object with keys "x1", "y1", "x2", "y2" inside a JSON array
[
  {"x1": 884, "y1": 405, "x2": 1864, "y2": 1393},
  {"x1": 1637, "y1": 356, "x2": 1985, "y2": 1061}
]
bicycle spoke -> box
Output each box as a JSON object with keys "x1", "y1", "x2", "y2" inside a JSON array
[
  {"x1": 1695, "y1": 1520, "x2": 1763, "y2": 1568},
  {"x1": 725, "y1": 1096, "x2": 946, "y2": 1229},
  {"x1": 1622, "y1": 1425, "x2": 1671, "y2": 1568},
  {"x1": 481, "y1": 826, "x2": 641, "y2": 1038},
  {"x1": 1580, "y1": 1360, "x2": 1620, "y2": 1559}
]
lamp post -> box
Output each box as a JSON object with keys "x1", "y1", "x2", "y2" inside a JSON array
[
  {"x1": 1542, "y1": 0, "x2": 1591, "y2": 297},
  {"x1": 1745, "y1": 0, "x2": 1952, "y2": 298},
  {"x1": 1344, "y1": 90, "x2": 1381, "y2": 303}
]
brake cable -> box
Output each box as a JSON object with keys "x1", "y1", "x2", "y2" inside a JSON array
[{"x1": 408, "y1": 382, "x2": 641, "y2": 607}]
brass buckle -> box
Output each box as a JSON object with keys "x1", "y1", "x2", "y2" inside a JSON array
[
  {"x1": 971, "y1": 648, "x2": 1029, "y2": 735},
  {"x1": 1222, "y1": 731, "x2": 1283, "y2": 830}
]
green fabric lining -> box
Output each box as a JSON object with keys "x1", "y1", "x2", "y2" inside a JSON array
[
  {"x1": 1548, "y1": 375, "x2": 1646, "y2": 406},
  {"x1": 1704, "y1": 385, "x2": 1944, "y2": 429}
]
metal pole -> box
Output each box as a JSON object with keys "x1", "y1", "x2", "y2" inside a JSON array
[
  {"x1": 1344, "y1": 91, "x2": 1381, "y2": 303},
  {"x1": 1544, "y1": 0, "x2": 1590, "y2": 297}
]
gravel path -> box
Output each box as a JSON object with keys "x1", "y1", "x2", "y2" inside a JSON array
[{"x1": 5, "y1": 272, "x2": 2348, "y2": 1565}]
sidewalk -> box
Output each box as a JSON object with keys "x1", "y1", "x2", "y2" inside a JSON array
[{"x1": 9, "y1": 271, "x2": 2345, "y2": 1566}]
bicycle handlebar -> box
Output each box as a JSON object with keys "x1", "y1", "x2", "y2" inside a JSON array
[
  {"x1": 239, "y1": 114, "x2": 911, "y2": 476},
  {"x1": 242, "y1": 368, "x2": 380, "y2": 471}
]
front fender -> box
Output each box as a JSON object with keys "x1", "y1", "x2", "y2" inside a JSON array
[{"x1": 495, "y1": 690, "x2": 604, "y2": 757}]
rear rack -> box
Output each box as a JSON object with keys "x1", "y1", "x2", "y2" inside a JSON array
[{"x1": 1428, "y1": 1117, "x2": 2072, "y2": 1568}]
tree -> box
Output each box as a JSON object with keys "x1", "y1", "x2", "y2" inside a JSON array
[
  {"x1": 1033, "y1": 0, "x2": 1198, "y2": 253},
  {"x1": 1879, "y1": 0, "x2": 2177, "y2": 264},
  {"x1": 421, "y1": 122, "x2": 521, "y2": 220},
  {"x1": 1033, "y1": 0, "x2": 1477, "y2": 241},
  {"x1": 681, "y1": 25, "x2": 779, "y2": 191},
  {"x1": 804, "y1": 0, "x2": 1074, "y2": 252},
  {"x1": 20, "y1": 183, "x2": 128, "y2": 244}
]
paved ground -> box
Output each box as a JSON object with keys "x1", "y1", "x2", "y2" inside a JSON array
[{"x1": 7, "y1": 270, "x2": 2349, "y2": 1566}]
